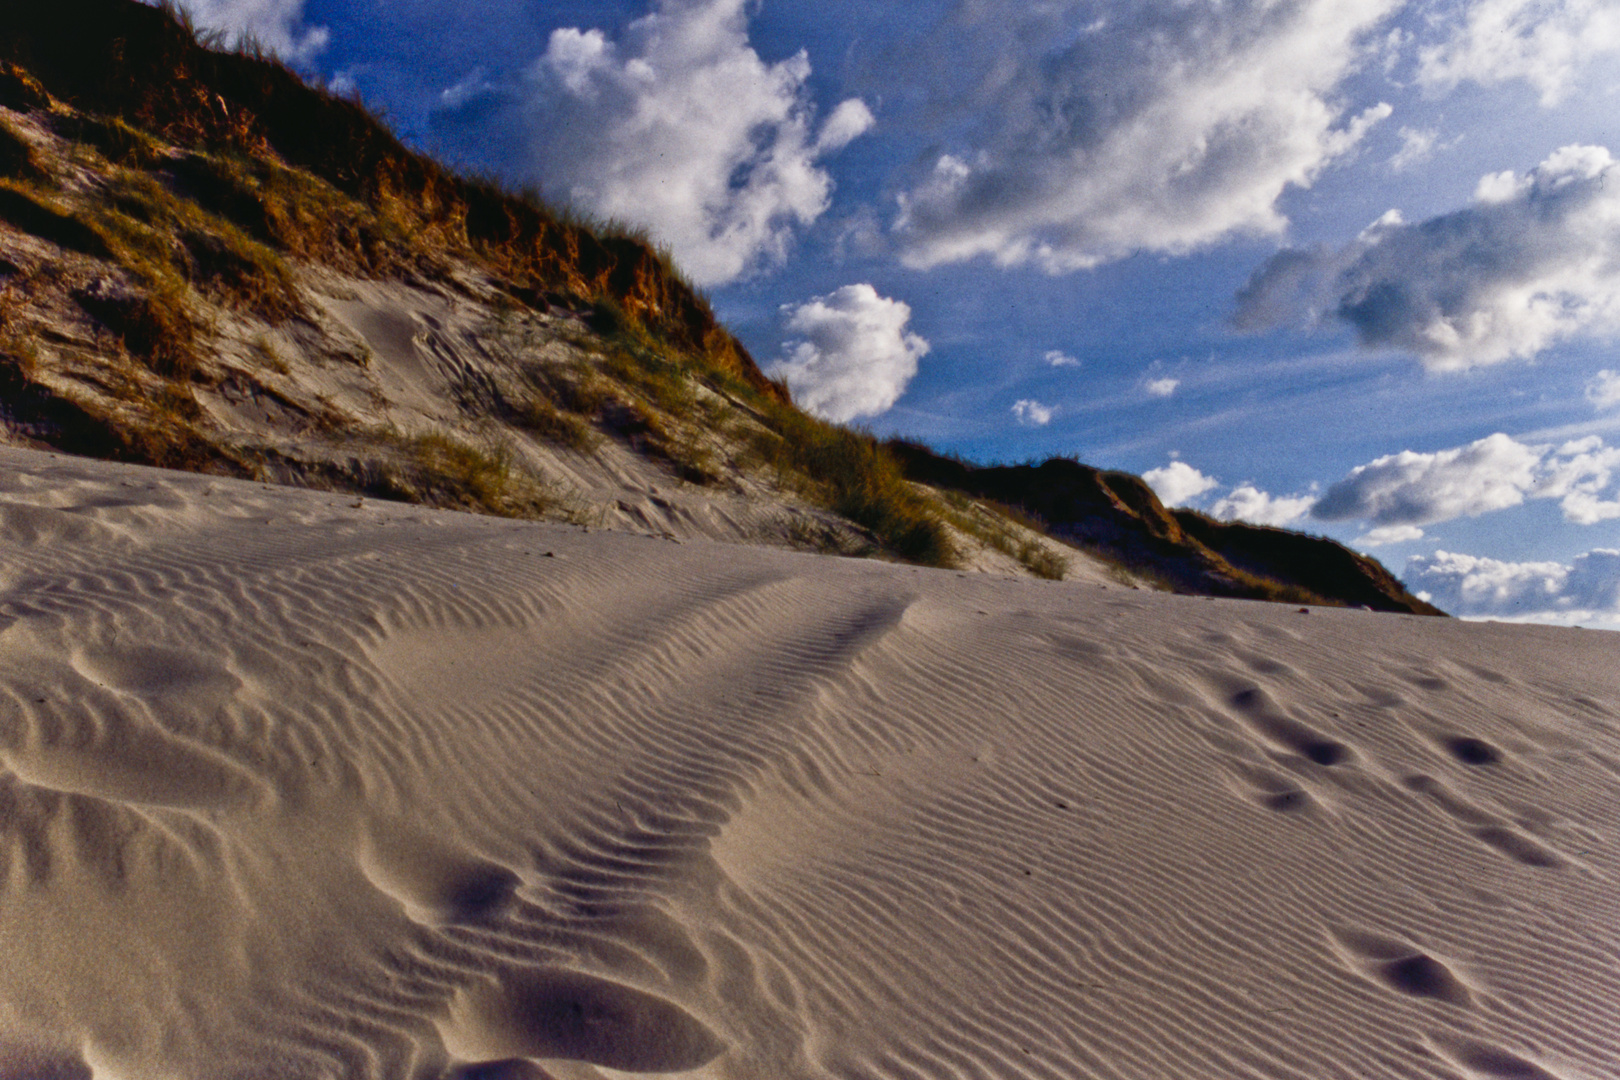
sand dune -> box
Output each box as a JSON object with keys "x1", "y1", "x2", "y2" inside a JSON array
[{"x1": 1, "y1": 445, "x2": 1617, "y2": 1080}]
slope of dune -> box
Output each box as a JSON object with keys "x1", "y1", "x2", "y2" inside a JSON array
[
  {"x1": 1, "y1": 444, "x2": 1615, "y2": 1080},
  {"x1": 1, "y1": 0, "x2": 1440, "y2": 609}
]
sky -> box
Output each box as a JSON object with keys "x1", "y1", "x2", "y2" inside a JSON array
[{"x1": 161, "y1": 0, "x2": 1620, "y2": 628}]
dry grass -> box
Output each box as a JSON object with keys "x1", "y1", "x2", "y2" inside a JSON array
[
  {"x1": 748, "y1": 404, "x2": 954, "y2": 567},
  {"x1": 2, "y1": 0, "x2": 780, "y2": 400},
  {"x1": 514, "y1": 391, "x2": 598, "y2": 452},
  {"x1": 0, "y1": 117, "x2": 48, "y2": 182},
  {"x1": 406, "y1": 432, "x2": 513, "y2": 511},
  {"x1": 0, "y1": 180, "x2": 113, "y2": 258},
  {"x1": 937, "y1": 494, "x2": 1069, "y2": 579}
]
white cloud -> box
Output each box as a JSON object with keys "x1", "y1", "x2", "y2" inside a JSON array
[
  {"x1": 1538, "y1": 435, "x2": 1620, "y2": 523},
  {"x1": 1011, "y1": 399, "x2": 1054, "y2": 426},
  {"x1": 1045, "y1": 350, "x2": 1081, "y2": 368},
  {"x1": 1360, "y1": 524, "x2": 1426, "y2": 546},
  {"x1": 1418, "y1": 0, "x2": 1620, "y2": 106},
  {"x1": 1588, "y1": 369, "x2": 1620, "y2": 409},
  {"x1": 1143, "y1": 461, "x2": 1220, "y2": 506},
  {"x1": 1145, "y1": 378, "x2": 1181, "y2": 398},
  {"x1": 1388, "y1": 126, "x2": 1438, "y2": 172},
  {"x1": 1313, "y1": 431, "x2": 1620, "y2": 526},
  {"x1": 1236, "y1": 144, "x2": 1620, "y2": 369},
  {"x1": 816, "y1": 99, "x2": 877, "y2": 154},
  {"x1": 891, "y1": 0, "x2": 1398, "y2": 273},
  {"x1": 767, "y1": 285, "x2": 929, "y2": 423},
  {"x1": 1406, "y1": 548, "x2": 1620, "y2": 623},
  {"x1": 1210, "y1": 485, "x2": 1315, "y2": 527},
  {"x1": 521, "y1": 0, "x2": 872, "y2": 287},
  {"x1": 1142, "y1": 459, "x2": 1314, "y2": 524},
  {"x1": 160, "y1": 0, "x2": 328, "y2": 60}
]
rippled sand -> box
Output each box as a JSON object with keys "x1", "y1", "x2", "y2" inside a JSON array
[{"x1": 1, "y1": 446, "x2": 1616, "y2": 1080}]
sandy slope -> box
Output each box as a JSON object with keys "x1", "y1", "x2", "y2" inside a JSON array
[{"x1": 0, "y1": 446, "x2": 1617, "y2": 1080}]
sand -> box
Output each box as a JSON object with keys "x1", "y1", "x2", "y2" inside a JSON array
[{"x1": 0, "y1": 444, "x2": 1617, "y2": 1080}]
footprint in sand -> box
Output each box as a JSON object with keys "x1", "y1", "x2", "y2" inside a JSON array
[
  {"x1": 1332, "y1": 928, "x2": 1473, "y2": 1007},
  {"x1": 1434, "y1": 1035, "x2": 1563, "y2": 1079},
  {"x1": 440, "y1": 967, "x2": 724, "y2": 1073},
  {"x1": 444, "y1": 1060, "x2": 558, "y2": 1080},
  {"x1": 1444, "y1": 736, "x2": 1503, "y2": 766},
  {"x1": 0, "y1": 1041, "x2": 92, "y2": 1080},
  {"x1": 1221, "y1": 682, "x2": 1354, "y2": 767},
  {"x1": 1222, "y1": 760, "x2": 1318, "y2": 814},
  {"x1": 1401, "y1": 775, "x2": 1564, "y2": 869}
]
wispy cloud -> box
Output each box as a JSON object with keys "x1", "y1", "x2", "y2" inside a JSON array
[
  {"x1": 1588, "y1": 370, "x2": 1620, "y2": 410},
  {"x1": 1144, "y1": 378, "x2": 1181, "y2": 399},
  {"x1": 1360, "y1": 524, "x2": 1425, "y2": 546},
  {"x1": 768, "y1": 285, "x2": 929, "y2": 423},
  {"x1": 1045, "y1": 350, "x2": 1081, "y2": 369},
  {"x1": 1388, "y1": 126, "x2": 1438, "y2": 172},
  {"x1": 1418, "y1": 0, "x2": 1620, "y2": 106},
  {"x1": 1236, "y1": 144, "x2": 1620, "y2": 369}
]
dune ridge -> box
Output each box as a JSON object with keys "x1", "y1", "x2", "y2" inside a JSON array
[{"x1": 1, "y1": 443, "x2": 1617, "y2": 1079}]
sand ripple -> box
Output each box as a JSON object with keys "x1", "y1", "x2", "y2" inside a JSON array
[{"x1": 1, "y1": 448, "x2": 1617, "y2": 1079}]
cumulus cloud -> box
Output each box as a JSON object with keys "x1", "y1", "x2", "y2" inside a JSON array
[
  {"x1": 160, "y1": 0, "x2": 327, "y2": 59},
  {"x1": 1045, "y1": 350, "x2": 1081, "y2": 368},
  {"x1": 1235, "y1": 144, "x2": 1620, "y2": 369},
  {"x1": 1011, "y1": 399, "x2": 1054, "y2": 426},
  {"x1": 1313, "y1": 432, "x2": 1620, "y2": 527},
  {"x1": 1418, "y1": 0, "x2": 1620, "y2": 106},
  {"x1": 521, "y1": 0, "x2": 872, "y2": 287},
  {"x1": 767, "y1": 285, "x2": 929, "y2": 423},
  {"x1": 891, "y1": 0, "x2": 1397, "y2": 273},
  {"x1": 1588, "y1": 369, "x2": 1620, "y2": 409},
  {"x1": 1210, "y1": 485, "x2": 1315, "y2": 527},
  {"x1": 1144, "y1": 461, "x2": 1220, "y2": 506},
  {"x1": 1145, "y1": 378, "x2": 1181, "y2": 398},
  {"x1": 1143, "y1": 460, "x2": 1312, "y2": 524},
  {"x1": 1407, "y1": 548, "x2": 1620, "y2": 621}
]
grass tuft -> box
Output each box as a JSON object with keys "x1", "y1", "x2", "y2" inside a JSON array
[
  {"x1": 73, "y1": 279, "x2": 199, "y2": 379},
  {"x1": 0, "y1": 63, "x2": 51, "y2": 112},
  {"x1": 0, "y1": 180, "x2": 112, "y2": 257},
  {"x1": 0, "y1": 119, "x2": 48, "y2": 182},
  {"x1": 514, "y1": 391, "x2": 598, "y2": 452},
  {"x1": 750, "y1": 404, "x2": 954, "y2": 567}
]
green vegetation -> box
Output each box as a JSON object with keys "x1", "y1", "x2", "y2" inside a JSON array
[
  {"x1": 404, "y1": 432, "x2": 515, "y2": 513},
  {"x1": 937, "y1": 491, "x2": 1069, "y2": 579},
  {"x1": 749, "y1": 404, "x2": 954, "y2": 567}
]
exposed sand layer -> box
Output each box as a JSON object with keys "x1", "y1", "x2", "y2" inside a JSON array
[{"x1": 1, "y1": 446, "x2": 1617, "y2": 1080}]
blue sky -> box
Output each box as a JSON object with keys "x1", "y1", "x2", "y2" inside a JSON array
[{"x1": 167, "y1": 0, "x2": 1620, "y2": 626}]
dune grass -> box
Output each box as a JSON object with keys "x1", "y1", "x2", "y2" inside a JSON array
[{"x1": 748, "y1": 404, "x2": 954, "y2": 567}]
